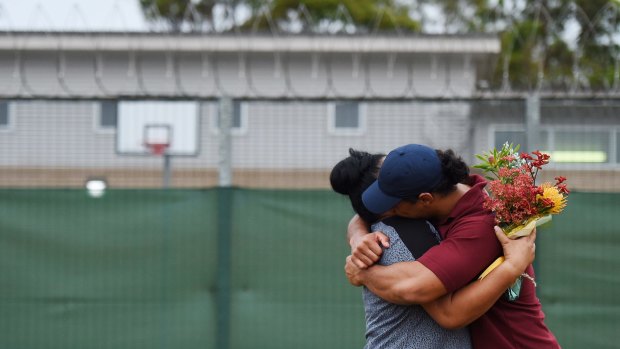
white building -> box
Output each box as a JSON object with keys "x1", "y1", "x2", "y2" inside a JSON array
[{"x1": 1, "y1": 31, "x2": 618, "y2": 190}]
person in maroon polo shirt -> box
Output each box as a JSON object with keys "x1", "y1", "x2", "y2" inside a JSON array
[{"x1": 345, "y1": 144, "x2": 560, "y2": 349}]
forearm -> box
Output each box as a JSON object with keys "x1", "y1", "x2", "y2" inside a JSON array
[
  {"x1": 347, "y1": 214, "x2": 369, "y2": 247},
  {"x1": 358, "y1": 261, "x2": 446, "y2": 304},
  {"x1": 345, "y1": 216, "x2": 389, "y2": 270},
  {"x1": 422, "y1": 261, "x2": 523, "y2": 329}
]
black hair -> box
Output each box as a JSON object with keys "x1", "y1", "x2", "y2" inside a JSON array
[
  {"x1": 330, "y1": 148, "x2": 385, "y2": 224},
  {"x1": 432, "y1": 149, "x2": 470, "y2": 196}
]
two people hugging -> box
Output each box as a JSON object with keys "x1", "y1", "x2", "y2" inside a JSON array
[{"x1": 330, "y1": 144, "x2": 560, "y2": 349}]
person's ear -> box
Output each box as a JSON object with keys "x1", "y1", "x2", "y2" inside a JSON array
[{"x1": 417, "y1": 192, "x2": 434, "y2": 205}]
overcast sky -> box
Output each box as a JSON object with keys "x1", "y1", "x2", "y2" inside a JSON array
[{"x1": 0, "y1": 0, "x2": 148, "y2": 31}]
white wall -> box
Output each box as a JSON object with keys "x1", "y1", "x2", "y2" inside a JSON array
[{"x1": 0, "y1": 100, "x2": 474, "y2": 169}]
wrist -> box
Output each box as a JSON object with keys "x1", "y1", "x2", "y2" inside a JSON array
[
  {"x1": 353, "y1": 270, "x2": 365, "y2": 286},
  {"x1": 500, "y1": 258, "x2": 526, "y2": 280},
  {"x1": 348, "y1": 266, "x2": 366, "y2": 286}
]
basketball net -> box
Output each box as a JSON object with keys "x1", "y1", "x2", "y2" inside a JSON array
[{"x1": 145, "y1": 143, "x2": 170, "y2": 156}]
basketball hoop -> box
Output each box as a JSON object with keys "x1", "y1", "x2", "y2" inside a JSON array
[{"x1": 145, "y1": 142, "x2": 170, "y2": 156}]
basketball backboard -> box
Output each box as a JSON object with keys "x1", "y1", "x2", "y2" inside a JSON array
[{"x1": 116, "y1": 101, "x2": 200, "y2": 156}]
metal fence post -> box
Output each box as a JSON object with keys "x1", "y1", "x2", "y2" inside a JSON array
[
  {"x1": 218, "y1": 97, "x2": 233, "y2": 187},
  {"x1": 525, "y1": 93, "x2": 541, "y2": 278},
  {"x1": 216, "y1": 97, "x2": 233, "y2": 349},
  {"x1": 525, "y1": 93, "x2": 541, "y2": 153},
  {"x1": 163, "y1": 154, "x2": 171, "y2": 188}
]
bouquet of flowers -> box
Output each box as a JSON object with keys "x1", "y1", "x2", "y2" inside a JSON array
[{"x1": 475, "y1": 143, "x2": 569, "y2": 280}]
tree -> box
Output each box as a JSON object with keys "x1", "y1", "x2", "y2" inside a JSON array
[
  {"x1": 428, "y1": 0, "x2": 620, "y2": 90},
  {"x1": 140, "y1": 0, "x2": 420, "y2": 33},
  {"x1": 140, "y1": 0, "x2": 219, "y2": 32},
  {"x1": 247, "y1": 0, "x2": 420, "y2": 33}
]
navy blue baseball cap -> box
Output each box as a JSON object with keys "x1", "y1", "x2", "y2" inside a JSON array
[{"x1": 362, "y1": 144, "x2": 443, "y2": 214}]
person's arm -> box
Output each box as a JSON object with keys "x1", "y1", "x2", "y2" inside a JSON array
[
  {"x1": 347, "y1": 214, "x2": 390, "y2": 269},
  {"x1": 421, "y1": 227, "x2": 536, "y2": 329},
  {"x1": 345, "y1": 219, "x2": 504, "y2": 304},
  {"x1": 345, "y1": 256, "x2": 447, "y2": 304}
]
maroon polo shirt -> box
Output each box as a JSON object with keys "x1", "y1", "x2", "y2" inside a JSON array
[{"x1": 417, "y1": 175, "x2": 560, "y2": 349}]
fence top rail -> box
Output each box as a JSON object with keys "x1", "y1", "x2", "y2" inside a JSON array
[
  {"x1": 0, "y1": 31, "x2": 500, "y2": 55},
  {"x1": 4, "y1": 93, "x2": 620, "y2": 102}
]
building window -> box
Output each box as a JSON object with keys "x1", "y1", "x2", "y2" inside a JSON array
[
  {"x1": 213, "y1": 100, "x2": 247, "y2": 135},
  {"x1": 494, "y1": 130, "x2": 548, "y2": 152},
  {"x1": 100, "y1": 101, "x2": 118, "y2": 129},
  {"x1": 617, "y1": 131, "x2": 620, "y2": 163},
  {"x1": 493, "y1": 126, "x2": 615, "y2": 165},
  {"x1": 0, "y1": 101, "x2": 9, "y2": 129},
  {"x1": 494, "y1": 130, "x2": 526, "y2": 150},
  {"x1": 553, "y1": 130, "x2": 609, "y2": 163},
  {"x1": 328, "y1": 101, "x2": 365, "y2": 135}
]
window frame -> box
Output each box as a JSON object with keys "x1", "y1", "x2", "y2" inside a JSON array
[
  {"x1": 490, "y1": 124, "x2": 620, "y2": 169},
  {"x1": 327, "y1": 101, "x2": 366, "y2": 136},
  {"x1": 94, "y1": 100, "x2": 118, "y2": 134},
  {"x1": 0, "y1": 100, "x2": 13, "y2": 132}
]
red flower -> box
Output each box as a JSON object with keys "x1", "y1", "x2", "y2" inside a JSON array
[
  {"x1": 539, "y1": 198, "x2": 555, "y2": 209},
  {"x1": 557, "y1": 183, "x2": 570, "y2": 194},
  {"x1": 531, "y1": 150, "x2": 550, "y2": 169},
  {"x1": 476, "y1": 144, "x2": 568, "y2": 232}
]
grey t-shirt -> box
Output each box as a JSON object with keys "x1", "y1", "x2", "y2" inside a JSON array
[{"x1": 362, "y1": 220, "x2": 471, "y2": 349}]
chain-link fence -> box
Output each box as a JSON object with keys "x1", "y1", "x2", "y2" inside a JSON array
[{"x1": 0, "y1": 1, "x2": 619, "y2": 349}]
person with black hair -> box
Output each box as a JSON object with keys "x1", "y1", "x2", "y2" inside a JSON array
[
  {"x1": 330, "y1": 149, "x2": 384, "y2": 225},
  {"x1": 345, "y1": 144, "x2": 559, "y2": 349},
  {"x1": 331, "y1": 148, "x2": 538, "y2": 349}
]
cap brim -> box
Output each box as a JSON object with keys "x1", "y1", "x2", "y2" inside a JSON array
[{"x1": 362, "y1": 180, "x2": 402, "y2": 214}]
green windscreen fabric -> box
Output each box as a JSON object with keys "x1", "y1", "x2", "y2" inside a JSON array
[
  {"x1": 0, "y1": 189, "x2": 619, "y2": 348},
  {"x1": 536, "y1": 192, "x2": 620, "y2": 349},
  {"x1": 0, "y1": 189, "x2": 219, "y2": 349},
  {"x1": 228, "y1": 189, "x2": 364, "y2": 349}
]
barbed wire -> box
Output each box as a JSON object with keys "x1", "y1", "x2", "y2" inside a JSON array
[
  {"x1": 0, "y1": 37, "x2": 487, "y2": 100},
  {"x1": 1, "y1": 1, "x2": 620, "y2": 99}
]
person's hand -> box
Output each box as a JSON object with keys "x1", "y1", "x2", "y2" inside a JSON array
[
  {"x1": 349, "y1": 232, "x2": 389, "y2": 269},
  {"x1": 494, "y1": 226, "x2": 536, "y2": 276},
  {"x1": 345, "y1": 255, "x2": 364, "y2": 286}
]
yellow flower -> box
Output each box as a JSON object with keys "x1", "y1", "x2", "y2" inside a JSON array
[{"x1": 539, "y1": 183, "x2": 567, "y2": 214}]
